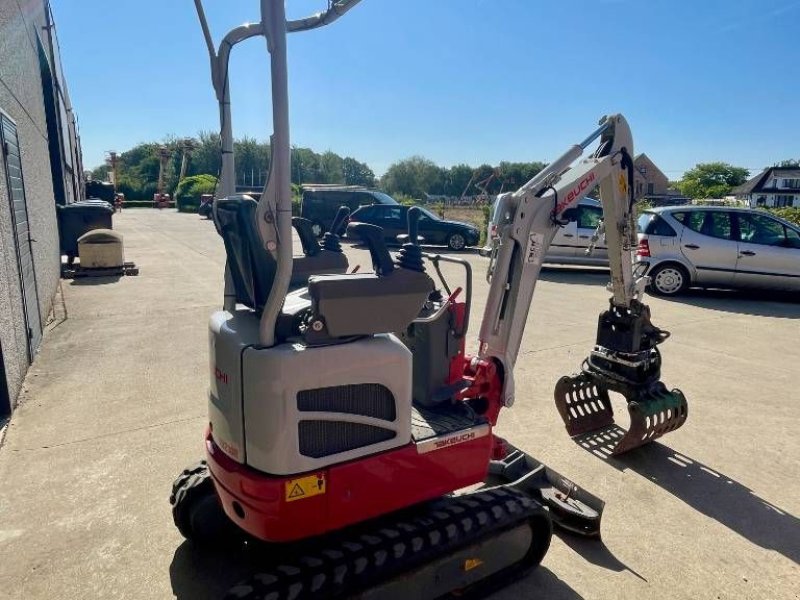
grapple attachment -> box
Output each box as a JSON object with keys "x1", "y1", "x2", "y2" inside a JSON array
[
  {"x1": 554, "y1": 299, "x2": 688, "y2": 455},
  {"x1": 554, "y1": 373, "x2": 688, "y2": 455}
]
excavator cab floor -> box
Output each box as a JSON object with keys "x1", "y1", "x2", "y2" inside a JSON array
[
  {"x1": 411, "y1": 403, "x2": 486, "y2": 443},
  {"x1": 554, "y1": 373, "x2": 688, "y2": 455}
]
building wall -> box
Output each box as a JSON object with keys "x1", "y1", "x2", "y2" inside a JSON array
[{"x1": 0, "y1": 0, "x2": 63, "y2": 411}]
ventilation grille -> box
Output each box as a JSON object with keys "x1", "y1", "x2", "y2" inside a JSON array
[
  {"x1": 298, "y1": 421, "x2": 396, "y2": 458},
  {"x1": 297, "y1": 384, "x2": 396, "y2": 421}
]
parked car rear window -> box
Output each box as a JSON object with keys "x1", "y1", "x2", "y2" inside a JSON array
[
  {"x1": 672, "y1": 211, "x2": 705, "y2": 232},
  {"x1": 701, "y1": 211, "x2": 733, "y2": 240},
  {"x1": 638, "y1": 212, "x2": 677, "y2": 236}
]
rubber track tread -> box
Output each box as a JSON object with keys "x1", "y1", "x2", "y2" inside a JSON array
[
  {"x1": 223, "y1": 487, "x2": 549, "y2": 600},
  {"x1": 170, "y1": 460, "x2": 211, "y2": 540}
]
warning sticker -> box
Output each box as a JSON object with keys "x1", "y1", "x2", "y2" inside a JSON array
[
  {"x1": 524, "y1": 233, "x2": 545, "y2": 265},
  {"x1": 285, "y1": 473, "x2": 326, "y2": 503}
]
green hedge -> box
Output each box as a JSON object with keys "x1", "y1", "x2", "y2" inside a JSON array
[
  {"x1": 175, "y1": 174, "x2": 218, "y2": 213},
  {"x1": 766, "y1": 207, "x2": 800, "y2": 226}
]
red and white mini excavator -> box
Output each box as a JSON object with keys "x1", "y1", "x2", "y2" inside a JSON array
[{"x1": 172, "y1": 1, "x2": 689, "y2": 598}]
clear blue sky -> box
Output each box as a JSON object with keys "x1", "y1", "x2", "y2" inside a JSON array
[{"x1": 53, "y1": 0, "x2": 799, "y2": 179}]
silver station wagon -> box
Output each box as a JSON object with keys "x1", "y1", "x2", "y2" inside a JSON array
[{"x1": 636, "y1": 206, "x2": 800, "y2": 295}]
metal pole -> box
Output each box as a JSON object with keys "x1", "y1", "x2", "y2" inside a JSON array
[{"x1": 256, "y1": 0, "x2": 292, "y2": 347}]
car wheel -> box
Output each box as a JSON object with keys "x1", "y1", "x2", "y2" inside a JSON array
[
  {"x1": 447, "y1": 233, "x2": 466, "y2": 251},
  {"x1": 311, "y1": 221, "x2": 325, "y2": 238},
  {"x1": 649, "y1": 263, "x2": 689, "y2": 296}
]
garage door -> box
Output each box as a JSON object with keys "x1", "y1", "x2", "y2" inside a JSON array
[{"x1": 1, "y1": 112, "x2": 42, "y2": 361}]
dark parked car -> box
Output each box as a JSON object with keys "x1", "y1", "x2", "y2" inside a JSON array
[
  {"x1": 301, "y1": 185, "x2": 399, "y2": 237},
  {"x1": 349, "y1": 204, "x2": 480, "y2": 250}
]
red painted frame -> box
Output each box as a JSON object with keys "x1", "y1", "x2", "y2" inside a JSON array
[{"x1": 206, "y1": 428, "x2": 493, "y2": 542}]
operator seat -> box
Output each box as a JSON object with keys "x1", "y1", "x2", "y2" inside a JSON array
[
  {"x1": 215, "y1": 195, "x2": 276, "y2": 312},
  {"x1": 215, "y1": 195, "x2": 349, "y2": 313}
]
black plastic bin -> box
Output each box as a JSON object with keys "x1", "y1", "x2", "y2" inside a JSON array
[{"x1": 57, "y1": 201, "x2": 114, "y2": 259}]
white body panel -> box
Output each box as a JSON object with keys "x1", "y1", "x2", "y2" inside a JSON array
[
  {"x1": 208, "y1": 310, "x2": 261, "y2": 463},
  {"x1": 242, "y1": 334, "x2": 412, "y2": 475}
]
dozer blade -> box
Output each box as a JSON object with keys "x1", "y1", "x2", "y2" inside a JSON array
[
  {"x1": 554, "y1": 373, "x2": 688, "y2": 456},
  {"x1": 487, "y1": 439, "x2": 605, "y2": 538}
]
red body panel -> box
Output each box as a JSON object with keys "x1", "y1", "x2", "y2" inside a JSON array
[{"x1": 206, "y1": 427, "x2": 493, "y2": 542}]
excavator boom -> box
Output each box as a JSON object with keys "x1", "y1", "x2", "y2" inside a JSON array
[{"x1": 479, "y1": 114, "x2": 688, "y2": 454}]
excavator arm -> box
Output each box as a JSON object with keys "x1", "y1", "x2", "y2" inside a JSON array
[{"x1": 479, "y1": 114, "x2": 687, "y2": 455}]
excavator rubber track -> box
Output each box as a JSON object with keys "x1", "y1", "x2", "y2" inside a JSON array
[
  {"x1": 223, "y1": 487, "x2": 552, "y2": 600},
  {"x1": 554, "y1": 372, "x2": 688, "y2": 455}
]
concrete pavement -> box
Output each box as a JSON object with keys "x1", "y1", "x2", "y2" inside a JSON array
[{"x1": 0, "y1": 209, "x2": 797, "y2": 599}]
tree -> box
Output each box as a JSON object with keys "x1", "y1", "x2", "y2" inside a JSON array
[
  {"x1": 775, "y1": 159, "x2": 800, "y2": 168},
  {"x1": 380, "y1": 156, "x2": 446, "y2": 198},
  {"x1": 342, "y1": 157, "x2": 375, "y2": 186},
  {"x1": 676, "y1": 162, "x2": 749, "y2": 199}
]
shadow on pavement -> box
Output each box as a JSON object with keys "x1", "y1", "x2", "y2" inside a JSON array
[
  {"x1": 657, "y1": 287, "x2": 800, "y2": 318},
  {"x1": 574, "y1": 426, "x2": 800, "y2": 564},
  {"x1": 68, "y1": 275, "x2": 122, "y2": 286},
  {"x1": 170, "y1": 541, "x2": 588, "y2": 600},
  {"x1": 170, "y1": 541, "x2": 257, "y2": 600},
  {"x1": 538, "y1": 266, "x2": 610, "y2": 286},
  {"x1": 559, "y1": 536, "x2": 647, "y2": 582},
  {"x1": 492, "y1": 566, "x2": 585, "y2": 599}
]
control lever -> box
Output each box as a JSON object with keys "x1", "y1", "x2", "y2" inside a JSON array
[
  {"x1": 408, "y1": 206, "x2": 421, "y2": 245},
  {"x1": 346, "y1": 222, "x2": 395, "y2": 276},
  {"x1": 322, "y1": 206, "x2": 350, "y2": 253},
  {"x1": 291, "y1": 217, "x2": 321, "y2": 256},
  {"x1": 396, "y1": 207, "x2": 425, "y2": 272}
]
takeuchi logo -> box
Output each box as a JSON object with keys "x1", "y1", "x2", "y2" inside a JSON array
[{"x1": 555, "y1": 172, "x2": 596, "y2": 215}]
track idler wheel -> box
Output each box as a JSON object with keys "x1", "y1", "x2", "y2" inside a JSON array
[{"x1": 554, "y1": 373, "x2": 688, "y2": 455}]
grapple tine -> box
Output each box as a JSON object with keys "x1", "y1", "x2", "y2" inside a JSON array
[
  {"x1": 610, "y1": 387, "x2": 688, "y2": 455},
  {"x1": 554, "y1": 374, "x2": 614, "y2": 437},
  {"x1": 555, "y1": 373, "x2": 688, "y2": 455}
]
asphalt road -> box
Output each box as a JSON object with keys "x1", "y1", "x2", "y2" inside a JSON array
[{"x1": 0, "y1": 209, "x2": 797, "y2": 600}]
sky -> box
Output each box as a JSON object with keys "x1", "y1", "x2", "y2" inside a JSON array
[{"x1": 52, "y1": 0, "x2": 800, "y2": 179}]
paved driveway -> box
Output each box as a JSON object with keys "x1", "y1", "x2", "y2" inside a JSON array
[{"x1": 0, "y1": 209, "x2": 797, "y2": 599}]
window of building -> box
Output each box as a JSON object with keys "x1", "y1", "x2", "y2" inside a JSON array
[
  {"x1": 639, "y1": 166, "x2": 647, "y2": 176},
  {"x1": 781, "y1": 179, "x2": 799, "y2": 189},
  {"x1": 647, "y1": 183, "x2": 654, "y2": 195},
  {"x1": 775, "y1": 195, "x2": 794, "y2": 207}
]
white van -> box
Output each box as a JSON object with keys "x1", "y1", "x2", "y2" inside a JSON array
[{"x1": 480, "y1": 197, "x2": 608, "y2": 266}]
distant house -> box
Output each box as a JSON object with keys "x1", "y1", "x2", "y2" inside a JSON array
[
  {"x1": 731, "y1": 167, "x2": 800, "y2": 208},
  {"x1": 633, "y1": 154, "x2": 669, "y2": 200}
]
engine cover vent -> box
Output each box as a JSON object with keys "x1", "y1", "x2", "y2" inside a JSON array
[
  {"x1": 299, "y1": 421, "x2": 396, "y2": 458},
  {"x1": 297, "y1": 383, "x2": 396, "y2": 421}
]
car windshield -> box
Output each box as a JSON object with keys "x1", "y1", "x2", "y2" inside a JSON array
[{"x1": 370, "y1": 191, "x2": 399, "y2": 205}]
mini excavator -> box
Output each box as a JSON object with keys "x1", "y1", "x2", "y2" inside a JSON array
[{"x1": 171, "y1": 2, "x2": 688, "y2": 598}]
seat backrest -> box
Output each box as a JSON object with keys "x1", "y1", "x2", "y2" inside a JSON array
[{"x1": 214, "y1": 196, "x2": 276, "y2": 312}]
